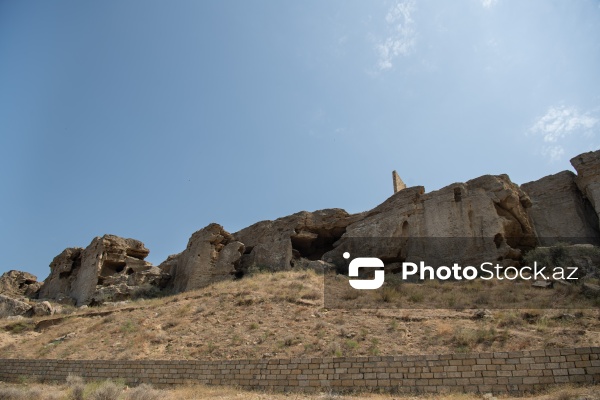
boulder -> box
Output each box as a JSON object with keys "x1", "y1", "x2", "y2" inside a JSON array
[
  {"x1": 571, "y1": 149, "x2": 600, "y2": 229},
  {"x1": 29, "y1": 301, "x2": 54, "y2": 316},
  {"x1": 170, "y1": 223, "x2": 245, "y2": 293},
  {"x1": 0, "y1": 294, "x2": 32, "y2": 317},
  {"x1": 0, "y1": 270, "x2": 41, "y2": 298},
  {"x1": 39, "y1": 235, "x2": 168, "y2": 306},
  {"x1": 521, "y1": 170, "x2": 599, "y2": 245}
]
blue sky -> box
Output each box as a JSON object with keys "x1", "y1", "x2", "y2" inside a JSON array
[{"x1": 1, "y1": 0, "x2": 599, "y2": 280}]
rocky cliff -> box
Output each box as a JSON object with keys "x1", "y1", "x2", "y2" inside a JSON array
[{"x1": 2, "y1": 149, "x2": 600, "y2": 310}]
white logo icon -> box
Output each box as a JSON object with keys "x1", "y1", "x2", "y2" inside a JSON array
[{"x1": 344, "y1": 252, "x2": 385, "y2": 290}]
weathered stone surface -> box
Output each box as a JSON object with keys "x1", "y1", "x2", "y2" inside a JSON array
[
  {"x1": 0, "y1": 270, "x2": 41, "y2": 298},
  {"x1": 170, "y1": 223, "x2": 244, "y2": 293},
  {"x1": 525, "y1": 244, "x2": 600, "y2": 280},
  {"x1": 72, "y1": 235, "x2": 152, "y2": 306},
  {"x1": 0, "y1": 294, "x2": 31, "y2": 317},
  {"x1": 571, "y1": 149, "x2": 600, "y2": 228},
  {"x1": 234, "y1": 209, "x2": 362, "y2": 273},
  {"x1": 39, "y1": 235, "x2": 168, "y2": 306},
  {"x1": 521, "y1": 170, "x2": 599, "y2": 245},
  {"x1": 38, "y1": 248, "x2": 82, "y2": 301},
  {"x1": 324, "y1": 175, "x2": 536, "y2": 268},
  {"x1": 29, "y1": 301, "x2": 54, "y2": 317},
  {"x1": 157, "y1": 254, "x2": 179, "y2": 275},
  {"x1": 392, "y1": 170, "x2": 406, "y2": 193}
]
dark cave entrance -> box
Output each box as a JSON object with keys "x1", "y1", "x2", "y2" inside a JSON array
[{"x1": 290, "y1": 227, "x2": 347, "y2": 261}]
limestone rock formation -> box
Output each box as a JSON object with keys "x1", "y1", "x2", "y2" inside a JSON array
[
  {"x1": 571, "y1": 149, "x2": 600, "y2": 228},
  {"x1": 521, "y1": 171, "x2": 599, "y2": 245},
  {"x1": 39, "y1": 235, "x2": 169, "y2": 306},
  {"x1": 30, "y1": 301, "x2": 54, "y2": 317},
  {"x1": 169, "y1": 223, "x2": 244, "y2": 293},
  {"x1": 234, "y1": 209, "x2": 363, "y2": 273},
  {"x1": 5, "y1": 148, "x2": 600, "y2": 300},
  {"x1": 323, "y1": 175, "x2": 536, "y2": 269},
  {"x1": 38, "y1": 248, "x2": 83, "y2": 303},
  {"x1": 0, "y1": 294, "x2": 32, "y2": 317},
  {"x1": 0, "y1": 270, "x2": 41, "y2": 298}
]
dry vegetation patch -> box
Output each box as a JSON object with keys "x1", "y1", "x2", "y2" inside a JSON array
[{"x1": 0, "y1": 269, "x2": 598, "y2": 361}]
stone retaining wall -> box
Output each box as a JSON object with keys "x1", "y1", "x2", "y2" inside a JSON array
[{"x1": 1, "y1": 347, "x2": 599, "y2": 394}]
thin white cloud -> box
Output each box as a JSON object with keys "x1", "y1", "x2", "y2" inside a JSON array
[
  {"x1": 376, "y1": 0, "x2": 416, "y2": 71},
  {"x1": 481, "y1": 0, "x2": 498, "y2": 9},
  {"x1": 529, "y1": 105, "x2": 598, "y2": 161},
  {"x1": 530, "y1": 105, "x2": 597, "y2": 143},
  {"x1": 540, "y1": 145, "x2": 565, "y2": 162}
]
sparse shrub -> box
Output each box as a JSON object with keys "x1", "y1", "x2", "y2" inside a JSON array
[
  {"x1": 175, "y1": 303, "x2": 192, "y2": 316},
  {"x1": 281, "y1": 336, "x2": 298, "y2": 347},
  {"x1": 236, "y1": 297, "x2": 254, "y2": 306},
  {"x1": 0, "y1": 387, "x2": 26, "y2": 400},
  {"x1": 130, "y1": 284, "x2": 162, "y2": 300},
  {"x1": 328, "y1": 342, "x2": 342, "y2": 357},
  {"x1": 369, "y1": 338, "x2": 380, "y2": 355},
  {"x1": 496, "y1": 311, "x2": 523, "y2": 328},
  {"x1": 407, "y1": 292, "x2": 424, "y2": 303},
  {"x1": 249, "y1": 322, "x2": 259, "y2": 330},
  {"x1": 126, "y1": 383, "x2": 161, "y2": 400},
  {"x1": 340, "y1": 289, "x2": 359, "y2": 301},
  {"x1": 88, "y1": 380, "x2": 122, "y2": 400},
  {"x1": 66, "y1": 374, "x2": 85, "y2": 400},
  {"x1": 120, "y1": 320, "x2": 137, "y2": 333},
  {"x1": 247, "y1": 263, "x2": 273, "y2": 276},
  {"x1": 0, "y1": 386, "x2": 62, "y2": 400},
  {"x1": 5, "y1": 321, "x2": 35, "y2": 334},
  {"x1": 206, "y1": 341, "x2": 216, "y2": 353},
  {"x1": 300, "y1": 290, "x2": 320, "y2": 300},
  {"x1": 379, "y1": 286, "x2": 397, "y2": 303}
]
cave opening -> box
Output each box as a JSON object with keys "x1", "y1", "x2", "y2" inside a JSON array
[
  {"x1": 99, "y1": 260, "x2": 127, "y2": 277},
  {"x1": 290, "y1": 227, "x2": 346, "y2": 261}
]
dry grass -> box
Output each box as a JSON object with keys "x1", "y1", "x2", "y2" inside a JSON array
[
  {"x1": 0, "y1": 269, "x2": 598, "y2": 362},
  {"x1": 0, "y1": 381, "x2": 599, "y2": 400}
]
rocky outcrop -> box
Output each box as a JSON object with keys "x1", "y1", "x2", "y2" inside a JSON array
[
  {"x1": 169, "y1": 223, "x2": 244, "y2": 293},
  {"x1": 234, "y1": 209, "x2": 363, "y2": 273},
  {"x1": 30, "y1": 301, "x2": 54, "y2": 317},
  {"x1": 4, "y1": 149, "x2": 600, "y2": 300},
  {"x1": 0, "y1": 270, "x2": 41, "y2": 298},
  {"x1": 323, "y1": 175, "x2": 536, "y2": 269},
  {"x1": 521, "y1": 171, "x2": 599, "y2": 245},
  {"x1": 0, "y1": 294, "x2": 32, "y2": 317},
  {"x1": 571, "y1": 150, "x2": 600, "y2": 228},
  {"x1": 38, "y1": 248, "x2": 83, "y2": 303},
  {"x1": 39, "y1": 235, "x2": 170, "y2": 306}
]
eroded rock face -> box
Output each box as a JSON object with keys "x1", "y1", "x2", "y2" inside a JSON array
[
  {"x1": 30, "y1": 301, "x2": 54, "y2": 317},
  {"x1": 39, "y1": 235, "x2": 169, "y2": 306},
  {"x1": 324, "y1": 175, "x2": 537, "y2": 268},
  {"x1": 571, "y1": 150, "x2": 600, "y2": 228},
  {"x1": 38, "y1": 248, "x2": 83, "y2": 302},
  {"x1": 521, "y1": 171, "x2": 600, "y2": 245},
  {"x1": 0, "y1": 294, "x2": 31, "y2": 317},
  {"x1": 0, "y1": 270, "x2": 41, "y2": 298},
  {"x1": 234, "y1": 209, "x2": 363, "y2": 273},
  {"x1": 170, "y1": 223, "x2": 244, "y2": 293}
]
